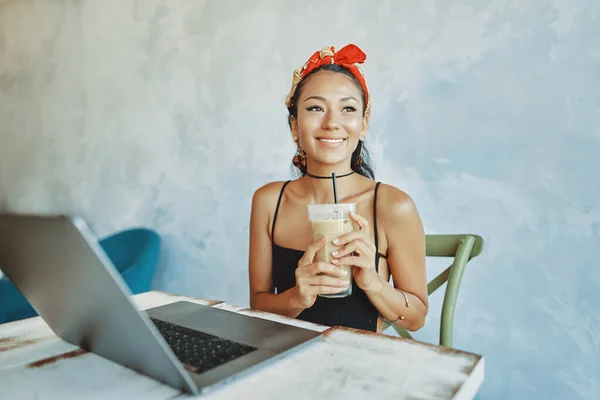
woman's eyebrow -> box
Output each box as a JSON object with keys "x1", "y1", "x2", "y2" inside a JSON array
[
  {"x1": 303, "y1": 96, "x2": 359, "y2": 103},
  {"x1": 303, "y1": 95, "x2": 326, "y2": 103}
]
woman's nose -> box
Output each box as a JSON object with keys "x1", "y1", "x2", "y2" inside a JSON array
[{"x1": 322, "y1": 110, "x2": 341, "y2": 131}]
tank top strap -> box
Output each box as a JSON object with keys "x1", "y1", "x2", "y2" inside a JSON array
[
  {"x1": 373, "y1": 182, "x2": 387, "y2": 269},
  {"x1": 271, "y1": 181, "x2": 292, "y2": 243},
  {"x1": 373, "y1": 182, "x2": 382, "y2": 251}
]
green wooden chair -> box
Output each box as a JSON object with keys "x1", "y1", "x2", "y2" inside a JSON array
[{"x1": 383, "y1": 234, "x2": 484, "y2": 348}]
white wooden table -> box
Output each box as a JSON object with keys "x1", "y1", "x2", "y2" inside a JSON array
[{"x1": 0, "y1": 291, "x2": 484, "y2": 399}]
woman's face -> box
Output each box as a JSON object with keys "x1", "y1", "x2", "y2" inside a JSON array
[{"x1": 291, "y1": 70, "x2": 368, "y2": 169}]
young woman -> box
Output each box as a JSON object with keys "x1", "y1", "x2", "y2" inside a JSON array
[{"x1": 248, "y1": 44, "x2": 428, "y2": 333}]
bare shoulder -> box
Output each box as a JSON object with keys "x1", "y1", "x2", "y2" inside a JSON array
[
  {"x1": 251, "y1": 181, "x2": 293, "y2": 224},
  {"x1": 377, "y1": 183, "x2": 425, "y2": 260},
  {"x1": 252, "y1": 181, "x2": 289, "y2": 207},
  {"x1": 251, "y1": 181, "x2": 294, "y2": 239},
  {"x1": 377, "y1": 183, "x2": 421, "y2": 223}
]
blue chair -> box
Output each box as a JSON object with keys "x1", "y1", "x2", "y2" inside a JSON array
[
  {"x1": 0, "y1": 227, "x2": 161, "y2": 324},
  {"x1": 98, "y1": 227, "x2": 161, "y2": 295},
  {"x1": 0, "y1": 276, "x2": 38, "y2": 324}
]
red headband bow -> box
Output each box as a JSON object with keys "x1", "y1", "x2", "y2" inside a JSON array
[{"x1": 285, "y1": 44, "x2": 371, "y2": 117}]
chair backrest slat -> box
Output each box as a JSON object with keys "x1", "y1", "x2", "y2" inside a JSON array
[
  {"x1": 426, "y1": 234, "x2": 484, "y2": 259},
  {"x1": 384, "y1": 233, "x2": 484, "y2": 348}
]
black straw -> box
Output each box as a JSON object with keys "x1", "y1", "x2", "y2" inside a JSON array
[{"x1": 332, "y1": 172, "x2": 338, "y2": 204}]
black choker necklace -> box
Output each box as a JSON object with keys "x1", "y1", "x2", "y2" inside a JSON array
[{"x1": 304, "y1": 171, "x2": 355, "y2": 179}]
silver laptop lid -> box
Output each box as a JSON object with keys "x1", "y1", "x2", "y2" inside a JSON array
[{"x1": 0, "y1": 213, "x2": 197, "y2": 394}]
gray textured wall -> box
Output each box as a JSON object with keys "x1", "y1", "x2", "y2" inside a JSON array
[{"x1": 1, "y1": 1, "x2": 599, "y2": 399}]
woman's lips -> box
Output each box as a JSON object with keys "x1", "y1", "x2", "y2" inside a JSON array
[{"x1": 317, "y1": 137, "x2": 346, "y2": 148}]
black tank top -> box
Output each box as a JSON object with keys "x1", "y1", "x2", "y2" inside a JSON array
[{"x1": 271, "y1": 181, "x2": 386, "y2": 332}]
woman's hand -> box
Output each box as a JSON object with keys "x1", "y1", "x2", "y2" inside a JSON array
[
  {"x1": 331, "y1": 211, "x2": 381, "y2": 293},
  {"x1": 293, "y1": 236, "x2": 351, "y2": 309}
]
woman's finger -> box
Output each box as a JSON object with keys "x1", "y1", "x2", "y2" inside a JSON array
[
  {"x1": 309, "y1": 262, "x2": 349, "y2": 278},
  {"x1": 306, "y1": 274, "x2": 350, "y2": 288},
  {"x1": 332, "y1": 254, "x2": 373, "y2": 270},
  {"x1": 349, "y1": 211, "x2": 370, "y2": 235},
  {"x1": 299, "y1": 236, "x2": 327, "y2": 266},
  {"x1": 333, "y1": 231, "x2": 376, "y2": 252},
  {"x1": 332, "y1": 239, "x2": 370, "y2": 259}
]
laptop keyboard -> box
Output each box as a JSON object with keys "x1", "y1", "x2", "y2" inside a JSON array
[{"x1": 150, "y1": 318, "x2": 257, "y2": 374}]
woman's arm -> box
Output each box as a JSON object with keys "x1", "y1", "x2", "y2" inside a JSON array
[
  {"x1": 367, "y1": 187, "x2": 428, "y2": 331},
  {"x1": 248, "y1": 183, "x2": 305, "y2": 318},
  {"x1": 332, "y1": 186, "x2": 428, "y2": 331}
]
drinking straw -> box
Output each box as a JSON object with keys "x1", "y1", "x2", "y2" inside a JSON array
[{"x1": 332, "y1": 172, "x2": 338, "y2": 204}]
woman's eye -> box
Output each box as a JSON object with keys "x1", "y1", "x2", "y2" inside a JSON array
[
  {"x1": 343, "y1": 106, "x2": 357, "y2": 112},
  {"x1": 306, "y1": 105, "x2": 324, "y2": 112}
]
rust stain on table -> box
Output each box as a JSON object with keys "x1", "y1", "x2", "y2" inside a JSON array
[
  {"x1": 0, "y1": 337, "x2": 39, "y2": 352},
  {"x1": 27, "y1": 349, "x2": 88, "y2": 368}
]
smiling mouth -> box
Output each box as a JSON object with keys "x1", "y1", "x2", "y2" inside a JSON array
[{"x1": 317, "y1": 138, "x2": 346, "y2": 143}]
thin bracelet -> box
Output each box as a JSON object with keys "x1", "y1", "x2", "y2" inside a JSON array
[{"x1": 380, "y1": 288, "x2": 411, "y2": 324}]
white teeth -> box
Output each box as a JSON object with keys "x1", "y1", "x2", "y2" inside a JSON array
[{"x1": 319, "y1": 138, "x2": 344, "y2": 143}]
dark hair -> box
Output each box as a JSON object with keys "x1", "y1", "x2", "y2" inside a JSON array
[{"x1": 287, "y1": 63, "x2": 375, "y2": 180}]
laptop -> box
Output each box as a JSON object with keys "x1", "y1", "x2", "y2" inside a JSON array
[{"x1": 0, "y1": 213, "x2": 323, "y2": 395}]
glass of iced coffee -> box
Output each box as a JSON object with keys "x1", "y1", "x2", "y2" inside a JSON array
[{"x1": 307, "y1": 203, "x2": 358, "y2": 298}]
